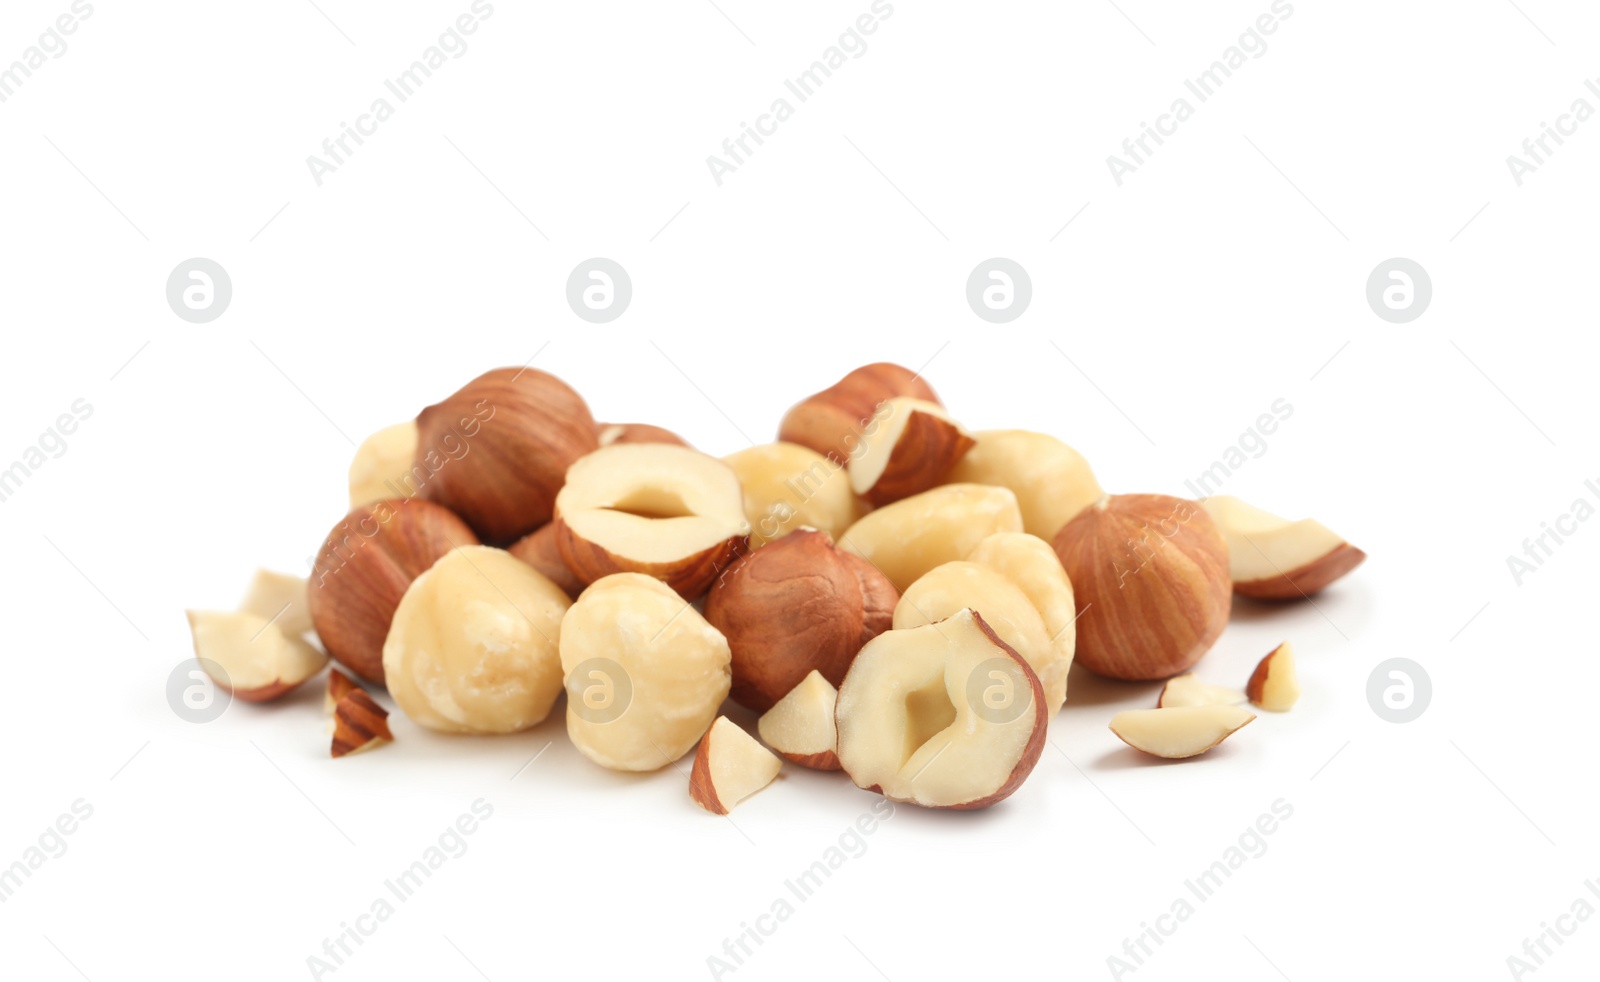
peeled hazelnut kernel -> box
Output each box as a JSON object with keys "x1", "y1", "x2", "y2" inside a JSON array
[
  {"x1": 559, "y1": 573, "x2": 732, "y2": 772},
  {"x1": 1109, "y1": 706, "x2": 1254, "y2": 759},
  {"x1": 894, "y1": 533, "x2": 1076, "y2": 716},
  {"x1": 416, "y1": 367, "x2": 599, "y2": 542},
  {"x1": 847, "y1": 397, "x2": 975, "y2": 507},
  {"x1": 332, "y1": 690, "x2": 393, "y2": 758},
  {"x1": 382, "y1": 546, "x2": 570, "y2": 735},
  {"x1": 186, "y1": 610, "x2": 328, "y2": 703},
  {"x1": 689, "y1": 717, "x2": 783, "y2": 815},
  {"x1": 507, "y1": 523, "x2": 585, "y2": 599},
  {"x1": 597, "y1": 422, "x2": 690, "y2": 448},
  {"x1": 838, "y1": 483, "x2": 1024, "y2": 593},
  {"x1": 758, "y1": 671, "x2": 841, "y2": 770},
  {"x1": 308, "y1": 498, "x2": 478, "y2": 684},
  {"x1": 722, "y1": 443, "x2": 861, "y2": 548},
  {"x1": 555, "y1": 443, "x2": 750, "y2": 599},
  {"x1": 836, "y1": 609, "x2": 1047, "y2": 810},
  {"x1": 1052, "y1": 494, "x2": 1231, "y2": 681},
  {"x1": 779, "y1": 362, "x2": 942, "y2": 465},
  {"x1": 238, "y1": 569, "x2": 313, "y2": 639},
  {"x1": 946, "y1": 430, "x2": 1103, "y2": 540},
  {"x1": 1247, "y1": 642, "x2": 1300, "y2": 712},
  {"x1": 1200, "y1": 495, "x2": 1367, "y2": 600},
  {"x1": 348, "y1": 421, "x2": 420, "y2": 509},
  {"x1": 704, "y1": 529, "x2": 897, "y2": 712}
]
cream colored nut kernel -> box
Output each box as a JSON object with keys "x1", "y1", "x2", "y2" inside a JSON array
[
  {"x1": 946, "y1": 430, "x2": 1102, "y2": 540},
  {"x1": 186, "y1": 610, "x2": 327, "y2": 702},
  {"x1": 722, "y1": 442, "x2": 860, "y2": 548},
  {"x1": 838, "y1": 484, "x2": 1023, "y2": 593},
  {"x1": 382, "y1": 545, "x2": 570, "y2": 735},
  {"x1": 895, "y1": 532, "x2": 1077, "y2": 715},
  {"x1": 238, "y1": 569, "x2": 313, "y2": 638},
  {"x1": 559, "y1": 573, "x2": 732, "y2": 772},
  {"x1": 348, "y1": 421, "x2": 420, "y2": 509}
]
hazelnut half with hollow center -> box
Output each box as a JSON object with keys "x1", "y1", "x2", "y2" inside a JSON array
[
  {"x1": 555, "y1": 443, "x2": 750, "y2": 599},
  {"x1": 1200, "y1": 495, "x2": 1367, "y2": 600},
  {"x1": 382, "y1": 546, "x2": 571, "y2": 735},
  {"x1": 835, "y1": 609, "x2": 1047, "y2": 810}
]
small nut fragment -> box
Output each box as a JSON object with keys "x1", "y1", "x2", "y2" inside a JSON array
[
  {"x1": 1109, "y1": 706, "x2": 1254, "y2": 759},
  {"x1": 507, "y1": 523, "x2": 586, "y2": 599},
  {"x1": 778, "y1": 362, "x2": 941, "y2": 464},
  {"x1": 332, "y1": 690, "x2": 393, "y2": 758},
  {"x1": 946, "y1": 430, "x2": 1102, "y2": 540},
  {"x1": 416, "y1": 367, "x2": 599, "y2": 542},
  {"x1": 238, "y1": 569, "x2": 313, "y2": 639},
  {"x1": 689, "y1": 717, "x2": 783, "y2": 814},
  {"x1": 847, "y1": 398, "x2": 974, "y2": 506},
  {"x1": 705, "y1": 529, "x2": 897, "y2": 711},
  {"x1": 325, "y1": 668, "x2": 360, "y2": 714},
  {"x1": 1157, "y1": 674, "x2": 1247, "y2": 709},
  {"x1": 1052, "y1": 494, "x2": 1230, "y2": 681},
  {"x1": 757, "y1": 671, "x2": 841, "y2": 770},
  {"x1": 597, "y1": 422, "x2": 690, "y2": 448},
  {"x1": 186, "y1": 610, "x2": 328, "y2": 703},
  {"x1": 722, "y1": 442, "x2": 861, "y2": 548},
  {"x1": 838, "y1": 484, "x2": 1024, "y2": 593},
  {"x1": 559, "y1": 573, "x2": 732, "y2": 772},
  {"x1": 308, "y1": 498, "x2": 478, "y2": 683},
  {"x1": 348, "y1": 421, "x2": 420, "y2": 509},
  {"x1": 555, "y1": 443, "x2": 750, "y2": 599},
  {"x1": 382, "y1": 546, "x2": 570, "y2": 734},
  {"x1": 1200, "y1": 495, "x2": 1367, "y2": 600},
  {"x1": 1247, "y1": 642, "x2": 1300, "y2": 712}
]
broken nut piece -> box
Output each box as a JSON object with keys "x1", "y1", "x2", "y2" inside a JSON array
[
  {"x1": 1200, "y1": 495, "x2": 1366, "y2": 600},
  {"x1": 778, "y1": 362, "x2": 942, "y2": 465},
  {"x1": 1247, "y1": 642, "x2": 1300, "y2": 712},
  {"x1": 1109, "y1": 706, "x2": 1255, "y2": 759},
  {"x1": 689, "y1": 717, "x2": 783, "y2": 814},
  {"x1": 847, "y1": 397, "x2": 974, "y2": 506},
  {"x1": 325, "y1": 668, "x2": 360, "y2": 715},
  {"x1": 757, "y1": 670, "x2": 842, "y2": 770},
  {"x1": 1157, "y1": 674, "x2": 1247, "y2": 709},
  {"x1": 331, "y1": 690, "x2": 393, "y2": 758},
  {"x1": 186, "y1": 610, "x2": 328, "y2": 703},
  {"x1": 238, "y1": 569, "x2": 313, "y2": 639}
]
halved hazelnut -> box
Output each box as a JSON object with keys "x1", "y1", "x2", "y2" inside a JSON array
[
  {"x1": 507, "y1": 523, "x2": 586, "y2": 599},
  {"x1": 554, "y1": 443, "x2": 750, "y2": 599},
  {"x1": 1157, "y1": 674, "x2": 1247, "y2": 709},
  {"x1": 416, "y1": 367, "x2": 599, "y2": 542},
  {"x1": 704, "y1": 529, "x2": 896, "y2": 711},
  {"x1": 1247, "y1": 642, "x2": 1300, "y2": 712},
  {"x1": 946, "y1": 429, "x2": 1102, "y2": 540},
  {"x1": 1052, "y1": 494, "x2": 1230, "y2": 681},
  {"x1": 348, "y1": 421, "x2": 420, "y2": 509},
  {"x1": 836, "y1": 609, "x2": 1047, "y2": 809},
  {"x1": 308, "y1": 498, "x2": 478, "y2": 683},
  {"x1": 689, "y1": 717, "x2": 783, "y2": 814},
  {"x1": 597, "y1": 422, "x2": 690, "y2": 448},
  {"x1": 331, "y1": 690, "x2": 393, "y2": 758},
  {"x1": 559, "y1": 573, "x2": 732, "y2": 772},
  {"x1": 238, "y1": 569, "x2": 312, "y2": 639},
  {"x1": 382, "y1": 546, "x2": 571, "y2": 734},
  {"x1": 1201, "y1": 495, "x2": 1367, "y2": 600},
  {"x1": 757, "y1": 671, "x2": 841, "y2": 770},
  {"x1": 1109, "y1": 706, "x2": 1254, "y2": 759},
  {"x1": 779, "y1": 362, "x2": 942, "y2": 464},
  {"x1": 847, "y1": 397, "x2": 974, "y2": 506},
  {"x1": 186, "y1": 610, "x2": 328, "y2": 703},
  {"x1": 722, "y1": 442, "x2": 861, "y2": 548},
  {"x1": 838, "y1": 483, "x2": 1024, "y2": 593}
]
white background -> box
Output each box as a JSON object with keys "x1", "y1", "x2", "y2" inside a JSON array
[{"x1": 2, "y1": 1, "x2": 1597, "y2": 979}]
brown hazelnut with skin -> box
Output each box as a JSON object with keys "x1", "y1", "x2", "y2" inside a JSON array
[
  {"x1": 415, "y1": 367, "x2": 598, "y2": 542},
  {"x1": 704, "y1": 528, "x2": 898, "y2": 712},
  {"x1": 596, "y1": 422, "x2": 690, "y2": 448},
  {"x1": 778, "y1": 362, "x2": 941, "y2": 465},
  {"x1": 307, "y1": 498, "x2": 477, "y2": 683}
]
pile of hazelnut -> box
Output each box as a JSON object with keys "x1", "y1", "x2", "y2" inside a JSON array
[{"x1": 186, "y1": 363, "x2": 1365, "y2": 813}]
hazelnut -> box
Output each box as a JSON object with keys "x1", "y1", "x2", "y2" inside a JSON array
[
  {"x1": 847, "y1": 397, "x2": 974, "y2": 507},
  {"x1": 555, "y1": 443, "x2": 750, "y2": 599},
  {"x1": 597, "y1": 422, "x2": 690, "y2": 448},
  {"x1": 838, "y1": 483, "x2": 1024, "y2": 593},
  {"x1": 382, "y1": 546, "x2": 570, "y2": 734},
  {"x1": 1051, "y1": 494, "x2": 1231, "y2": 681},
  {"x1": 307, "y1": 498, "x2": 478, "y2": 683},
  {"x1": 721, "y1": 442, "x2": 861, "y2": 548},
  {"x1": 778, "y1": 362, "x2": 941, "y2": 464},
  {"x1": 415, "y1": 367, "x2": 598, "y2": 542},
  {"x1": 946, "y1": 429, "x2": 1102, "y2": 540},
  {"x1": 507, "y1": 523, "x2": 585, "y2": 599},
  {"x1": 704, "y1": 528, "x2": 897, "y2": 711},
  {"x1": 347, "y1": 421, "x2": 420, "y2": 509},
  {"x1": 559, "y1": 573, "x2": 732, "y2": 772},
  {"x1": 186, "y1": 610, "x2": 327, "y2": 703}
]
